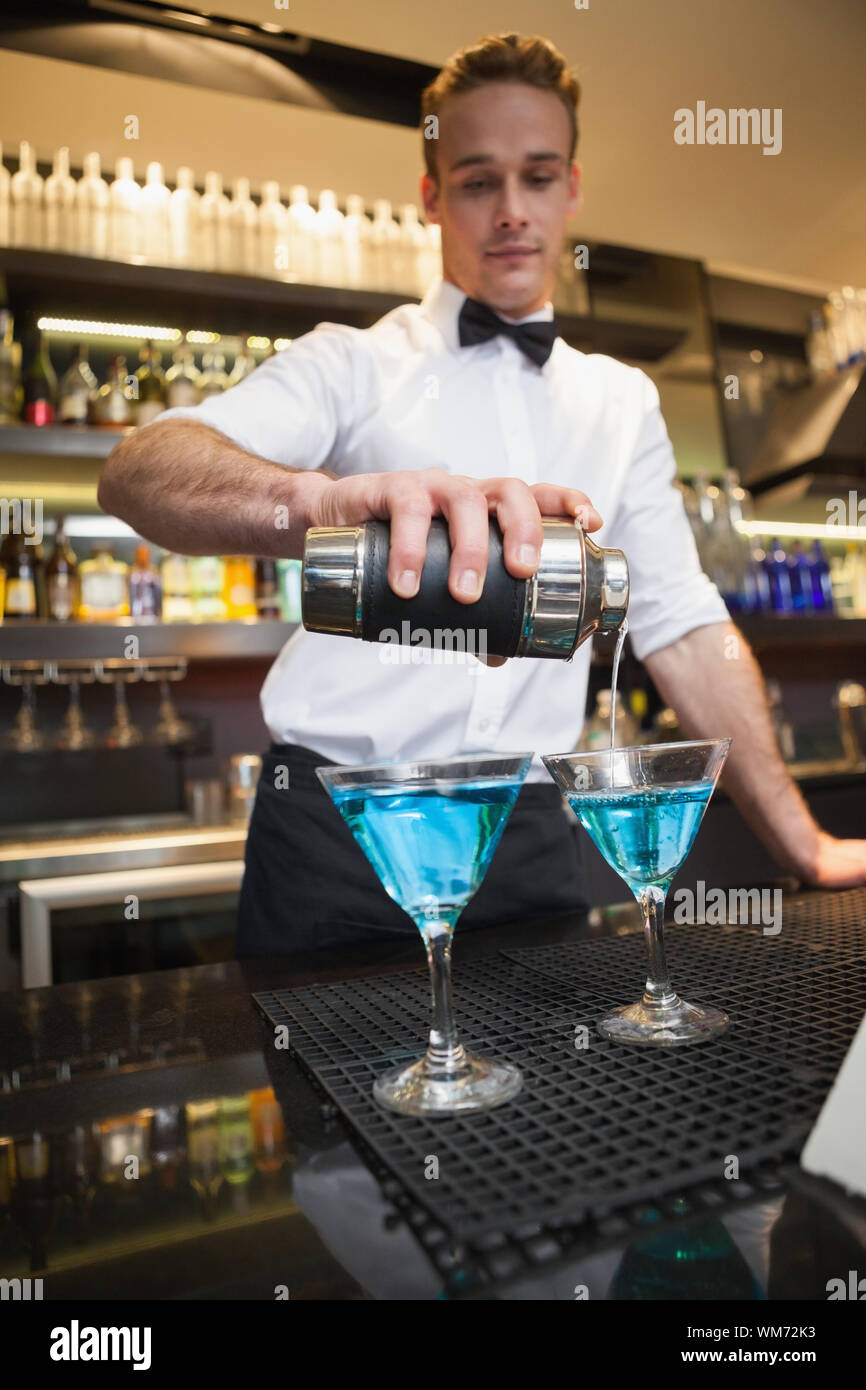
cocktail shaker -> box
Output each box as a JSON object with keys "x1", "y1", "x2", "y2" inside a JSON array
[{"x1": 301, "y1": 517, "x2": 628, "y2": 660}]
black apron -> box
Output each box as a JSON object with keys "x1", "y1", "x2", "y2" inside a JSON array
[{"x1": 236, "y1": 742, "x2": 588, "y2": 956}]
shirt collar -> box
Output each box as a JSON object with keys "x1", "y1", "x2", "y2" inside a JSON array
[{"x1": 419, "y1": 275, "x2": 555, "y2": 355}]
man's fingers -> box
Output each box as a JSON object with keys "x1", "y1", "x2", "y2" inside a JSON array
[
  {"x1": 432, "y1": 477, "x2": 492, "y2": 603},
  {"x1": 530, "y1": 484, "x2": 603, "y2": 531},
  {"x1": 483, "y1": 478, "x2": 545, "y2": 579},
  {"x1": 384, "y1": 483, "x2": 432, "y2": 597}
]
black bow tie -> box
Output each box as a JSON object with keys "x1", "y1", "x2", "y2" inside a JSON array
[{"x1": 457, "y1": 296, "x2": 557, "y2": 368}]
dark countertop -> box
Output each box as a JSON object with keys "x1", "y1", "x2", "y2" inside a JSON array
[{"x1": 1, "y1": 897, "x2": 865, "y2": 1302}]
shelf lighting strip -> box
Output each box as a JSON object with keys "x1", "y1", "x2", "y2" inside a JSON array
[
  {"x1": 735, "y1": 519, "x2": 866, "y2": 543},
  {"x1": 35, "y1": 318, "x2": 291, "y2": 353}
]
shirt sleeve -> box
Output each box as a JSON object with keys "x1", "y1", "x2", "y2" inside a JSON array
[
  {"x1": 603, "y1": 370, "x2": 731, "y2": 663},
  {"x1": 152, "y1": 321, "x2": 367, "y2": 471}
]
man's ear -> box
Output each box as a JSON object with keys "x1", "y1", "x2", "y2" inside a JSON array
[
  {"x1": 420, "y1": 172, "x2": 441, "y2": 223},
  {"x1": 568, "y1": 161, "x2": 582, "y2": 217}
]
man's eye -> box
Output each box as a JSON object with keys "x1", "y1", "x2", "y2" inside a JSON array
[
  {"x1": 529, "y1": 175, "x2": 555, "y2": 186},
  {"x1": 463, "y1": 180, "x2": 491, "y2": 192}
]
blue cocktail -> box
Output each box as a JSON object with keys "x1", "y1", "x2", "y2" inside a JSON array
[
  {"x1": 318, "y1": 753, "x2": 532, "y2": 1114},
  {"x1": 544, "y1": 740, "x2": 732, "y2": 1046}
]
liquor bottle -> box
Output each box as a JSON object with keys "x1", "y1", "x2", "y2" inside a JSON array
[
  {"x1": 92, "y1": 354, "x2": 134, "y2": 427},
  {"x1": 0, "y1": 531, "x2": 40, "y2": 620},
  {"x1": 222, "y1": 556, "x2": 257, "y2": 618},
  {"x1": 44, "y1": 146, "x2": 77, "y2": 252},
  {"x1": 139, "y1": 161, "x2": 170, "y2": 265},
  {"x1": 109, "y1": 157, "x2": 141, "y2": 262},
  {"x1": 189, "y1": 555, "x2": 226, "y2": 619},
  {"x1": 369, "y1": 199, "x2": 401, "y2": 291},
  {"x1": 808, "y1": 540, "x2": 834, "y2": 613},
  {"x1": 23, "y1": 332, "x2": 58, "y2": 426},
  {"x1": 342, "y1": 193, "x2": 369, "y2": 289},
  {"x1": 276, "y1": 557, "x2": 302, "y2": 621},
  {"x1": 78, "y1": 547, "x2": 130, "y2": 620},
  {"x1": 76, "y1": 152, "x2": 109, "y2": 258},
  {"x1": 0, "y1": 304, "x2": 23, "y2": 424},
  {"x1": 198, "y1": 348, "x2": 229, "y2": 398},
  {"x1": 287, "y1": 184, "x2": 315, "y2": 282},
  {"x1": 133, "y1": 340, "x2": 166, "y2": 426},
  {"x1": 762, "y1": 538, "x2": 794, "y2": 613},
  {"x1": 0, "y1": 141, "x2": 10, "y2": 246},
  {"x1": 418, "y1": 221, "x2": 441, "y2": 293},
  {"x1": 397, "y1": 204, "x2": 427, "y2": 295},
  {"x1": 58, "y1": 343, "x2": 97, "y2": 424},
  {"x1": 199, "y1": 171, "x2": 230, "y2": 271},
  {"x1": 229, "y1": 176, "x2": 258, "y2": 274},
  {"x1": 10, "y1": 140, "x2": 43, "y2": 248},
  {"x1": 254, "y1": 557, "x2": 281, "y2": 618},
  {"x1": 227, "y1": 340, "x2": 256, "y2": 386},
  {"x1": 165, "y1": 336, "x2": 201, "y2": 407},
  {"x1": 786, "y1": 540, "x2": 813, "y2": 613},
  {"x1": 311, "y1": 189, "x2": 345, "y2": 286},
  {"x1": 258, "y1": 180, "x2": 287, "y2": 277},
  {"x1": 45, "y1": 516, "x2": 80, "y2": 621},
  {"x1": 160, "y1": 553, "x2": 194, "y2": 621},
  {"x1": 169, "y1": 166, "x2": 200, "y2": 267},
  {"x1": 129, "y1": 544, "x2": 162, "y2": 618}
]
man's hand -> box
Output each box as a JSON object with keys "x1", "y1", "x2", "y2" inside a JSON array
[
  {"x1": 798, "y1": 832, "x2": 866, "y2": 889},
  {"x1": 310, "y1": 467, "x2": 603, "y2": 602}
]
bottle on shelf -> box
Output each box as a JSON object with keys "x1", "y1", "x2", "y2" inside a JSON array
[
  {"x1": 129, "y1": 544, "x2": 162, "y2": 618},
  {"x1": 78, "y1": 546, "x2": 130, "y2": 620},
  {"x1": 762, "y1": 538, "x2": 794, "y2": 614},
  {"x1": 807, "y1": 540, "x2": 834, "y2": 613},
  {"x1": 58, "y1": 343, "x2": 97, "y2": 425},
  {"x1": 169, "y1": 166, "x2": 200, "y2": 267},
  {"x1": 92, "y1": 353, "x2": 134, "y2": 427},
  {"x1": 228, "y1": 176, "x2": 258, "y2": 275},
  {"x1": 276, "y1": 558, "x2": 302, "y2": 621},
  {"x1": 189, "y1": 555, "x2": 226, "y2": 619},
  {"x1": 10, "y1": 140, "x2": 43, "y2": 249},
  {"x1": 222, "y1": 556, "x2": 257, "y2": 618},
  {"x1": 45, "y1": 516, "x2": 80, "y2": 621},
  {"x1": 579, "y1": 688, "x2": 639, "y2": 751},
  {"x1": 0, "y1": 141, "x2": 10, "y2": 246},
  {"x1": 258, "y1": 180, "x2": 287, "y2": 277},
  {"x1": 23, "y1": 332, "x2": 58, "y2": 426},
  {"x1": 139, "y1": 161, "x2": 171, "y2": 265},
  {"x1": 0, "y1": 531, "x2": 41, "y2": 621},
  {"x1": 76, "y1": 152, "x2": 109, "y2": 258},
  {"x1": 199, "y1": 171, "x2": 231, "y2": 271},
  {"x1": 397, "y1": 203, "x2": 427, "y2": 295},
  {"x1": 742, "y1": 537, "x2": 772, "y2": 614},
  {"x1": 254, "y1": 557, "x2": 281, "y2": 618},
  {"x1": 161, "y1": 553, "x2": 194, "y2": 621},
  {"x1": 165, "y1": 335, "x2": 201, "y2": 407},
  {"x1": 311, "y1": 189, "x2": 345, "y2": 287},
  {"x1": 198, "y1": 347, "x2": 229, "y2": 398},
  {"x1": 369, "y1": 199, "x2": 401, "y2": 291},
  {"x1": 786, "y1": 540, "x2": 813, "y2": 613},
  {"x1": 0, "y1": 306, "x2": 23, "y2": 424},
  {"x1": 227, "y1": 339, "x2": 256, "y2": 387},
  {"x1": 108, "y1": 157, "x2": 141, "y2": 262},
  {"x1": 418, "y1": 221, "x2": 441, "y2": 292},
  {"x1": 342, "y1": 194, "x2": 369, "y2": 290},
  {"x1": 287, "y1": 185, "x2": 315, "y2": 282},
  {"x1": 44, "y1": 147, "x2": 77, "y2": 253},
  {"x1": 133, "y1": 339, "x2": 166, "y2": 426}
]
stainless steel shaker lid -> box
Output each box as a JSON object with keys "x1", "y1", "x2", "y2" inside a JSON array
[
  {"x1": 302, "y1": 526, "x2": 365, "y2": 635},
  {"x1": 516, "y1": 520, "x2": 629, "y2": 658}
]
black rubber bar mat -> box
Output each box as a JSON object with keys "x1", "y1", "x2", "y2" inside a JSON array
[{"x1": 253, "y1": 888, "x2": 866, "y2": 1249}]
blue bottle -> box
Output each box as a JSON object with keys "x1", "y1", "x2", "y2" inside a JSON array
[
  {"x1": 763, "y1": 539, "x2": 793, "y2": 613},
  {"x1": 786, "y1": 541, "x2": 813, "y2": 612},
  {"x1": 808, "y1": 541, "x2": 834, "y2": 613}
]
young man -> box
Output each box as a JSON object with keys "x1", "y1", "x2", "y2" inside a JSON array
[{"x1": 99, "y1": 32, "x2": 866, "y2": 953}]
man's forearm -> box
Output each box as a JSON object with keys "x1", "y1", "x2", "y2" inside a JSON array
[
  {"x1": 97, "y1": 420, "x2": 332, "y2": 557},
  {"x1": 643, "y1": 620, "x2": 821, "y2": 878}
]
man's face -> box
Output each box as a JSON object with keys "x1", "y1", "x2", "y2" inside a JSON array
[{"x1": 421, "y1": 81, "x2": 581, "y2": 317}]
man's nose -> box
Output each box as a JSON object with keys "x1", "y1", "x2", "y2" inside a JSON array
[{"x1": 494, "y1": 178, "x2": 530, "y2": 227}]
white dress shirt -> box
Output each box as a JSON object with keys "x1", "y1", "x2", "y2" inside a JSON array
[{"x1": 157, "y1": 276, "x2": 729, "y2": 780}]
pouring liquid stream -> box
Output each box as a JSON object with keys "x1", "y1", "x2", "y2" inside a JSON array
[{"x1": 608, "y1": 616, "x2": 629, "y2": 785}]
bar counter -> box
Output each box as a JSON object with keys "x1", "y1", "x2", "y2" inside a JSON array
[{"x1": 1, "y1": 891, "x2": 865, "y2": 1302}]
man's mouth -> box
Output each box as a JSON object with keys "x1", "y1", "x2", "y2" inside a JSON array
[{"x1": 485, "y1": 247, "x2": 540, "y2": 262}]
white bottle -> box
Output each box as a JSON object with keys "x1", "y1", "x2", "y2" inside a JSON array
[
  {"x1": 342, "y1": 194, "x2": 369, "y2": 289},
  {"x1": 139, "y1": 161, "x2": 171, "y2": 265},
  {"x1": 11, "y1": 141, "x2": 43, "y2": 248},
  {"x1": 369, "y1": 199, "x2": 400, "y2": 291},
  {"x1": 229, "y1": 176, "x2": 258, "y2": 275},
  {"x1": 312, "y1": 189, "x2": 345, "y2": 286},
  {"x1": 44, "y1": 147, "x2": 77, "y2": 252},
  {"x1": 199, "y1": 171, "x2": 231, "y2": 271},
  {"x1": 169, "y1": 167, "x2": 200, "y2": 267},
  {"x1": 398, "y1": 203, "x2": 427, "y2": 295},
  {"x1": 109, "y1": 157, "x2": 141, "y2": 262},
  {"x1": 258, "y1": 180, "x2": 287, "y2": 277},
  {"x1": 418, "y1": 222, "x2": 441, "y2": 292},
  {"x1": 0, "y1": 142, "x2": 11, "y2": 247},
  {"x1": 76, "y1": 151, "x2": 109, "y2": 258},
  {"x1": 287, "y1": 185, "x2": 315, "y2": 282}
]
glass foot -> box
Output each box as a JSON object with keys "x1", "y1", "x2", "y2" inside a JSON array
[
  {"x1": 373, "y1": 1053, "x2": 522, "y2": 1116},
  {"x1": 599, "y1": 997, "x2": 729, "y2": 1047}
]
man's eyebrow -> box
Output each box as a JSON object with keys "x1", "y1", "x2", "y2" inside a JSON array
[{"x1": 448, "y1": 151, "x2": 567, "y2": 172}]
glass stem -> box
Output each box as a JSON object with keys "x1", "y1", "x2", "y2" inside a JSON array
[
  {"x1": 421, "y1": 918, "x2": 468, "y2": 1077},
  {"x1": 638, "y1": 885, "x2": 679, "y2": 1010}
]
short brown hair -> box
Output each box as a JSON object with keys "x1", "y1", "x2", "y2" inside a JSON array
[{"x1": 421, "y1": 32, "x2": 581, "y2": 181}]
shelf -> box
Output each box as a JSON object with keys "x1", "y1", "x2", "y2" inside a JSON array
[
  {"x1": 0, "y1": 247, "x2": 686, "y2": 363},
  {"x1": 0, "y1": 620, "x2": 299, "y2": 661},
  {"x1": 0, "y1": 423, "x2": 129, "y2": 458},
  {"x1": 735, "y1": 615, "x2": 866, "y2": 647}
]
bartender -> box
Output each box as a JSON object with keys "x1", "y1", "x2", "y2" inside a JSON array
[{"x1": 99, "y1": 31, "x2": 866, "y2": 953}]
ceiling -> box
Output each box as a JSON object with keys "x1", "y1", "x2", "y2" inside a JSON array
[{"x1": 205, "y1": 0, "x2": 866, "y2": 289}]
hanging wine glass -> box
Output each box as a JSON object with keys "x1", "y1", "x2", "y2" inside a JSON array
[
  {"x1": 52, "y1": 662, "x2": 97, "y2": 751},
  {"x1": 2, "y1": 663, "x2": 47, "y2": 753},
  {"x1": 154, "y1": 678, "x2": 193, "y2": 745}
]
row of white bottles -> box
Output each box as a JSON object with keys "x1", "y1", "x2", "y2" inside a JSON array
[{"x1": 0, "y1": 142, "x2": 441, "y2": 297}]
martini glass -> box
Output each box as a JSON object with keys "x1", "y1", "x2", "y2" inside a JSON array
[
  {"x1": 316, "y1": 752, "x2": 532, "y2": 1115},
  {"x1": 543, "y1": 739, "x2": 732, "y2": 1046}
]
